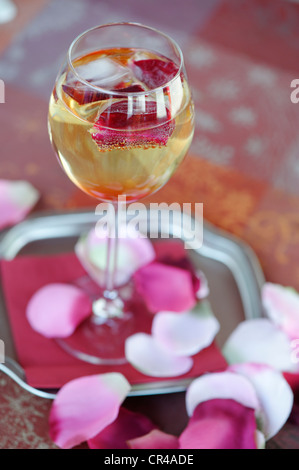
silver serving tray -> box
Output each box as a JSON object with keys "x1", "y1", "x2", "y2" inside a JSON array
[{"x1": 0, "y1": 209, "x2": 265, "y2": 399}]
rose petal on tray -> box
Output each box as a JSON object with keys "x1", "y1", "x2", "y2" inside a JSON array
[
  {"x1": 26, "y1": 283, "x2": 92, "y2": 338},
  {"x1": 128, "y1": 429, "x2": 179, "y2": 449},
  {"x1": 179, "y1": 399, "x2": 257, "y2": 449},
  {"x1": 229, "y1": 363, "x2": 294, "y2": 440},
  {"x1": 153, "y1": 241, "x2": 209, "y2": 300},
  {"x1": 125, "y1": 333, "x2": 193, "y2": 377},
  {"x1": 75, "y1": 227, "x2": 155, "y2": 287},
  {"x1": 91, "y1": 100, "x2": 174, "y2": 151},
  {"x1": 88, "y1": 407, "x2": 155, "y2": 449},
  {"x1": 0, "y1": 179, "x2": 39, "y2": 230},
  {"x1": 132, "y1": 59, "x2": 179, "y2": 89},
  {"x1": 262, "y1": 283, "x2": 299, "y2": 340},
  {"x1": 185, "y1": 371, "x2": 259, "y2": 417},
  {"x1": 222, "y1": 318, "x2": 296, "y2": 372},
  {"x1": 49, "y1": 373, "x2": 131, "y2": 449},
  {"x1": 152, "y1": 301, "x2": 219, "y2": 356},
  {"x1": 133, "y1": 262, "x2": 196, "y2": 313}
]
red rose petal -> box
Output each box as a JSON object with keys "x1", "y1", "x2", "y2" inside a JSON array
[
  {"x1": 62, "y1": 81, "x2": 145, "y2": 105},
  {"x1": 87, "y1": 407, "x2": 155, "y2": 449},
  {"x1": 132, "y1": 59, "x2": 179, "y2": 89},
  {"x1": 116, "y1": 84, "x2": 145, "y2": 93},
  {"x1": 179, "y1": 399, "x2": 257, "y2": 449},
  {"x1": 62, "y1": 83, "x2": 107, "y2": 105},
  {"x1": 91, "y1": 100, "x2": 174, "y2": 151}
]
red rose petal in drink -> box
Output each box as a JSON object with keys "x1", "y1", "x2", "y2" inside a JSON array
[
  {"x1": 115, "y1": 83, "x2": 145, "y2": 93},
  {"x1": 132, "y1": 59, "x2": 179, "y2": 89},
  {"x1": 91, "y1": 100, "x2": 174, "y2": 150},
  {"x1": 62, "y1": 83, "x2": 107, "y2": 105},
  {"x1": 63, "y1": 82, "x2": 145, "y2": 105}
]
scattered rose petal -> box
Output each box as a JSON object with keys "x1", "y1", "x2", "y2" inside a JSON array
[
  {"x1": 91, "y1": 100, "x2": 174, "y2": 151},
  {"x1": 153, "y1": 241, "x2": 208, "y2": 299},
  {"x1": 88, "y1": 407, "x2": 155, "y2": 449},
  {"x1": 185, "y1": 371, "x2": 259, "y2": 417},
  {"x1": 75, "y1": 227, "x2": 155, "y2": 288},
  {"x1": 222, "y1": 318, "x2": 296, "y2": 372},
  {"x1": 229, "y1": 363, "x2": 294, "y2": 440},
  {"x1": 152, "y1": 301, "x2": 219, "y2": 356},
  {"x1": 128, "y1": 429, "x2": 179, "y2": 449},
  {"x1": 0, "y1": 180, "x2": 39, "y2": 230},
  {"x1": 125, "y1": 333, "x2": 193, "y2": 377},
  {"x1": 179, "y1": 399, "x2": 257, "y2": 449},
  {"x1": 49, "y1": 373, "x2": 131, "y2": 449},
  {"x1": 26, "y1": 283, "x2": 92, "y2": 338},
  {"x1": 263, "y1": 283, "x2": 299, "y2": 340},
  {"x1": 133, "y1": 262, "x2": 196, "y2": 313},
  {"x1": 132, "y1": 59, "x2": 179, "y2": 89}
]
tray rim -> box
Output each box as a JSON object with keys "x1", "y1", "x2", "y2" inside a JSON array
[{"x1": 0, "y1": 208, "x2": 265, "y2": 399}]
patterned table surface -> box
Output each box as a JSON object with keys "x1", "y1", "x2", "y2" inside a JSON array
[{"x1": 1, "y1": 0, "x2": 299, "y2": 449}]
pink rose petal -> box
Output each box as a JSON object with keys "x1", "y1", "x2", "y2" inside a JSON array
[
  {"x1": 229, "y1": 363, "x2": 293, "y2": 440},
  {"x1": 75, "y1": 227, "x2": 155, "y2": 287},
  {"x1": 153, "y1": 241, "x2": 208, "y2": 299},
  {"x1": 152, "y1": 301, "x2": 219, "y2": 356},
  {"x1": 179, "y1": 399, "x2": 257, "y2": 449},
  {"x1": 125, "y1": 333, "x2": 193, "y2": 377},
  {"x1": 49, "y1": 373, "x2": 131, "y2": 449},
  {"x1": 128, "y1": 429, "x2": 179, "y2": 449},
  {"x1": 26, "y1": 283, "x2": 92, "y2": 338},
  {"x1": 222, "y1": 318, "x2": 296, "y2": 372},
  {"x1": 185, "y1": 371, "x2": 259, "y2": 417},
  {"x1": 133, "y1": 262, "x2": 196, "y2": 313},
  {"x1": 88, "y1": 407, "x2": 155, "y2": 449},
  {"x1": 263, "y1": 283, "x2": 299, "y2": 340},
  {"x1": 0, "y1": 180, "x2": 39, "y2": 230}
]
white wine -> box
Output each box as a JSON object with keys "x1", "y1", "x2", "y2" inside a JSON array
[{"x1": 48, "y1": 47, "x2": 194, "y2": 202}]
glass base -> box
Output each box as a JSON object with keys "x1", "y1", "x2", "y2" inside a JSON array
[
  {"x1": 55, "y1": 294, "x2": 153, "y2": 366},
  {"x1": 56, "y1": 309, "x2": 134, "y2": 365}
]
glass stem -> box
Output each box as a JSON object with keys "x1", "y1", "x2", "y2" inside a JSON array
[
  {"x1": 92, "y1": 200, "x2": 124, "y2": 322},
  {"x1": 103, "y1": 202, "x2": 118, "y2": 300}
]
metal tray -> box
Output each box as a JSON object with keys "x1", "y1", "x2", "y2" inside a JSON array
[{"x1": 0, "y1": 209, "x2": 265, "y2": 399}]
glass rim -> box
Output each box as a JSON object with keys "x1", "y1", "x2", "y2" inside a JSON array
[{"x1": 67, "y1": 21, "x2": 184, "y2": 96}]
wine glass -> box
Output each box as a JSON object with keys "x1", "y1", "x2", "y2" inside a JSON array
[{"x1": 48, "y1": 22, "x2": 194, "y2": 365}]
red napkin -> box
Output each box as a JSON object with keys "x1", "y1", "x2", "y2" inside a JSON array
[{"x1": 0, "y1": 253, "x2": 227, "y2": 389}]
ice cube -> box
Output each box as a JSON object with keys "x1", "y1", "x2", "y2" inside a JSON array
[{"x1": 75, "y1": 57, "x2": 132, "y2": 89}]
